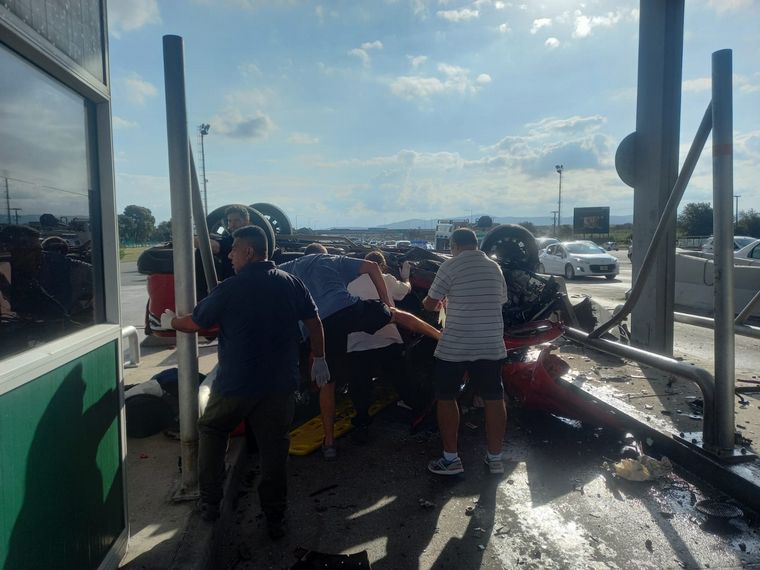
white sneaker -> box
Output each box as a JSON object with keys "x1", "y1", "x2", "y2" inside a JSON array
[{"x1": 484, "y1": 455, "x2": 504, "y2": 475}]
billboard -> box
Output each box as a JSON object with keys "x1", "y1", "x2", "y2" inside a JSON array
[{"x1": 573, "y1": 207, "x2": 610, "y2": 234}]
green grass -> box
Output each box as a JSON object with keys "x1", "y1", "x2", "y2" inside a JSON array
[{"x1": 120, "y1": 246, "x2": 147, "y2": 263}]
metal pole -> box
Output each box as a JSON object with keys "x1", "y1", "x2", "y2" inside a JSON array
[
  {"x1": 189, "y1": 145, "x2": 218, "y2": 292},
  {"x1": 199, "y1": 126, "x2": 209, "y2": 213},
  {"x1": 712, "y1": 48, "x2": 736, "y2": 454},
  {"x1": 4, "y1": 177, "x2": 10, "y2": 224},
  {"x1": 555, "y1": 165, "x2": 563, "y2": 233},
  {"x1": 674, "y1": 311, "x2": 760, "y2": 340},
  {"x1": 163, "y1": 34, "x2": 199, "y2": 498},
  {"x1": 589, "y1": 103, "x2": 712, "y2": 339},
  {"x1": 734, "y1": 194, "x2": 741, "y2": 227},
  {"x1": 736, "y1": 289, "x2": 760, "y2": 325}
]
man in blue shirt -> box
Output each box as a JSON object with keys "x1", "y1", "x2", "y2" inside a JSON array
[
  {"x1": 279, "y1": 243, "x2": 440, "y2": 459},
  {"x1": 164, "y1": 226, "x2": 328, "y2": 539}
]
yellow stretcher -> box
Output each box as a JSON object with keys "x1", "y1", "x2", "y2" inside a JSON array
[{"x1": 288, "y1": 386, "x2": 398, "y2": 455}]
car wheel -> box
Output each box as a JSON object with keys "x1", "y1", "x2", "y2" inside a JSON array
[
  {"x1": 480, "y1": 224, "x2": 539, "y2": 271},
  {"x1": 206, "y1": 204, "x2": 276, "y2": 258},
  {"x1": 538, "y1": 263, "x2": 545, "y2": 274},
  {"x1": 250, "y1": 202, "x2": 293, "y2": 235},
  {"x1": 564, "y1": 264, "x2": 575, "y2": 280},
  {"x1": 605, "y1": 274, "x2": 616, "y2": 281}
]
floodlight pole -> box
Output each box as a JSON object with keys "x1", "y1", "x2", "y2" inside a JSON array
[
  {"x1": 199, "y1": 123, "x2": 210, "y2": 214},
  {"x1": 555, "y1": 164, "x2": 563, "y2": 234}
]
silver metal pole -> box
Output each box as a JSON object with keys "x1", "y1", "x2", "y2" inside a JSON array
[
  {"x1": 589, "y1": 103, "x2": 712, "y2": 339},
  {"x1": 163, "y1": 34, "x2": 199, "y2": 498},
  {"x1": 200, "y1": 129, "x2": 208, "y2": 213},
  {"x1": 736, "y1": 289, "x2": 760, "y2": 325},
  {"x1": 190, "y1": 145, "x2": 218, "y2": 292},
  {"x1": 564, "y1": 326, "x2": 716, "y2": 450},
  {"x1": 712, "y1": 48, "x2": 736, "y2": 454},
  {"x1": 674, "y1": 311, "x2": 760, "y2": 340}
]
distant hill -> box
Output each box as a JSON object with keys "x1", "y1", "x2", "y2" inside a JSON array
[{"x1": 378, "y1": 214, "x2": 633, "y2": 230}]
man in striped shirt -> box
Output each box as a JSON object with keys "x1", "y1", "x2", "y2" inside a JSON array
[{"x1": 422, "y1": 228, "x2": 508, "y2": 475}]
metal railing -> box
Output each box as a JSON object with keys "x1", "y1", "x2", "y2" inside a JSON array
[{"x1": 121, "y1": 326, "x2": 140, "y2": 368}]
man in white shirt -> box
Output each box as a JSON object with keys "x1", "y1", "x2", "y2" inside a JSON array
[
  {"x1": 346, "y1": 251, "x2": 415, "y2": 443},
  {"x1": 422, "y1": 228, "x2": 508, "y2": 475}
]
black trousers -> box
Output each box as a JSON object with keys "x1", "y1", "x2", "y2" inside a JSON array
[
  {"x1": 198, "y1": 390, "x2": 294, "y2": 521},
  {"x1": 348, "y1": 343, "x2": 410, "y2": 427}
]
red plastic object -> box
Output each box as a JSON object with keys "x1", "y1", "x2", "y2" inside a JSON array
[
  {"x1": 146, "y1": 273, "x2": 218, "y2": 338},
  {"x1": 504, "y1": 320, "x2": 563, "y2": 350}
]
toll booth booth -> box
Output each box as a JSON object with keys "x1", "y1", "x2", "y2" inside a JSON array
[{"x1": 0, "y1": 2, "x2": 126, "y2": 569}]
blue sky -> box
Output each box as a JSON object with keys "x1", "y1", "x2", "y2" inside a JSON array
[{"x1": 108, "y1": 0, "x2": 760, "y2": 228}]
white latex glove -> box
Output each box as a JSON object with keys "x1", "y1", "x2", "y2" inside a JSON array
[
  {"x1": 311, "y1": 356, "x2": 331, "y2": 387},
  {"x1": 160, "y1": 309, "x2": 176, "y2": 330},
  {"x1": 400, "y1": 260, "x2": 412, "y2": 281}
]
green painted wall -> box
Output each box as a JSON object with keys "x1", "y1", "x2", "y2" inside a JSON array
[{"x1": 0, "y1": 341, "x2": 124, "y2": 570}]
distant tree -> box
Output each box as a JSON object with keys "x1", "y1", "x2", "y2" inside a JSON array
[
  {"x1": 118, "y1": 214, "x2": 136, "y2": 243},
  {"x1": 151, "y1": 220, "x2": 172, "y2": 242},
  {"x1": 557, "y1": 224, "x2": 573, "y2": 239},
  {"x1": 737, "y1": 210, "x2": 760, "y2": 238},
  {"x1": 519, "y1": 221, "x2": 537, "y2": 235},
  {"x1": 120, "y1": 205, "x2": 156, "y2": 243},
  {"x1": 678, "y1": 202, "x2": 713, "y2": 236},
  {"x1": 476, "y1": 215, "x2": 493, "y2": 229}
]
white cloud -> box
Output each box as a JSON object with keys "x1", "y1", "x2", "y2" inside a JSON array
[
  {"x1": 707, "y1": 0, "x2": 752, "y2": 13},
  {"x1": 211, "y1": 110, "x2": 275, "y2": 139},
  {"x1": 289, "y1": 132, "x2": 320, "y2": 145},
  {"x1": 682, "y1": 74, "x2": 760, "y2": 94},
  {"x1": 572, "y1": 10, "x2": 624, "y2": 38},
  {"x1": 108, "y1": 0, "x2": 160, "y2": 37},
  {"x1": 122, "y1": 73, "x2": 157, "y2": 105},
  {"x1": 238, "y1": 63, "x2": 262, "y2": 77},
  {"x1": 499, "y1": 22, "x2": 511, "y2": 33},
  {"x1": 408, "y1": 55, "x2": 428, "y2": 68},
  {"x1": 545, "y1": 37, "x2": 560, "y2": 49},
  {"x1": 348, "y1": 40, "x2": 383, "y2": 68},
  {"x1": 315, "y1": 4, "x2": 325, "y2": 22},
  {"x1": 112, "y1": 116, "x2": 137, "y2": 129},
  {"x1": 530, "y1": 18, "x2": 552, "y2": 34},
  {"x1": 390, "y1": 63, "x2": 491, "y2": 100},
  {"x1": 437, "y1": 8, "x2": 480, "y2": 22}
]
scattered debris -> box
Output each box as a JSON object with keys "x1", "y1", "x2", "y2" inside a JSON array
[
  {"x1": 291, "y1": 549, "x2": 371, "y2": 569},
  {"x1": 477, "y1": 544, "x2": 486, "y2": 551},
  {"x1": 644, "y1": 404, "x2": 653, "y2": 410},
  {"x1": 309, "y1": 484, "x2": 339, "y2": 498},
  {"x1": 465, "y1": 506, "x2": 475, "y2": 516},
  {"x1": 418, "y1": 499, "x2": 435, "y2": 509},
  {"x1": 694, "y1": 499, "x2": 743, "y2": 519},
  {"x1": 645, "y1": 539, "x2": 653, "y2": 552},
  {"x1": 605, "y1": 455, "x2": 672, "y2": 481},
  {"x1": 464, "y1": 422, "x2": 478, "y2": 430}
]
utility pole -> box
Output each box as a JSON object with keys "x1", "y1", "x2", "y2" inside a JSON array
[
  {"x1": 10, "y1": 207, "x2": 22, "y2": 224},
  {"x1": 4, "y1": 177, "x2": 10, "y2": 224},
  {"x1": 551, "y1": 210, "x2": 558, "y2": 236},
  {"x1": 555, "y1": 164, "x2": 563, "y2": 233},
  {"x1": 199, "y1": 123, "x2": 210, "y2": 214},
  {"x1": 734, "y1": 194, "x2": 741, "y2": 227}
]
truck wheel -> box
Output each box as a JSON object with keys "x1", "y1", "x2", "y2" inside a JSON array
[{"x1": 250, "y1": 202, "x2": 293, "y2": 235}]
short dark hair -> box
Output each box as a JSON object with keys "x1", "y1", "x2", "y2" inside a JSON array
[
  {"x1": 451, "y1": 228, "x2": 478, "y2": 248},
  {"x1": 233, "y1": 225, "x2": 268, "y2": 258},
  {"x1": 304, "y1": 243, "x2": 328, "y2": 255},
  {"x1": 225, "y1": 205, "x2": 250, "y2": 221}
]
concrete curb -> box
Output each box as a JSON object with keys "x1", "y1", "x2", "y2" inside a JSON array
[
  {"x1": 169, "y1": 437, "x2": 251, "y2": 570},
  {"x1": 560, "y1": 368, "x2": 760, "y2": 512}
]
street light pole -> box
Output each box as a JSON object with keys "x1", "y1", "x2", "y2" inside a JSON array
[
  {"x1": 199, "y1": 123, "x2": 210, "y2": 214},
  {"x1": 555, "y1": 164, "x2": 563, "y2": 235},
  {"x1": 551, "y1": 210, "x2": 558, "y2": 236},
  {"x1": 734, "y1": 194, "x2": 741, "y2": 228}
]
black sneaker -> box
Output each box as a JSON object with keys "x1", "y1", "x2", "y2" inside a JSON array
[
  {"x1": 351, "y1": 425, "x2": 369, "y2": 444},
  {"x1": 199, "y1": 502, "x2": 220, "y2": 522}
]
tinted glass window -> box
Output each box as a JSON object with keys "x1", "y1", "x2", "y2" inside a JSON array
[{"x1": 0, "y1": 42, "x2": 98, "y2": 361}]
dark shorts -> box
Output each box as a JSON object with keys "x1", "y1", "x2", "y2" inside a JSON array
[
  {"x1": 322, "y1": 299, "x2": 393, "y2": 354},
  {"x1": 434, "y1": 358, "x2": 505, "y2": 401}
]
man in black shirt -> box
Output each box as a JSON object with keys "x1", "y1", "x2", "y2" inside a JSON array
[{"x1": 165, "y1": 225, "x2": 328, "y2": 539}]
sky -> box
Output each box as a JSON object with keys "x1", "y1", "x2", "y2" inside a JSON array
[{"x1": 107, "y1": 0, "x2": 760, "y2": 229}]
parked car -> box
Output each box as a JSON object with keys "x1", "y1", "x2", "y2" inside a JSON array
[
  {"x1": 603, "y1": 241, "x2": 618, "y2": 251},
  {"x1": 734, "y1": 239, "x2": 760, "y2": 266},
  {"x1": 535, "y1": 237, "x2": 559, "y2": 251},
  {"x1": 701, "y1": 235, "x2": 756, "y2": 253},
  {"x1": 538, "y1": 241, "x2": 619, "y2": 280}
]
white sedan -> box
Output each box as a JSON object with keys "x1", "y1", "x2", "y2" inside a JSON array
[
  {"x1": 538, "y1": 241, "x2": 619, "y2": 280},
  {"x1": 734, "y1": 239, "x2": 760, "y2": 266}
]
